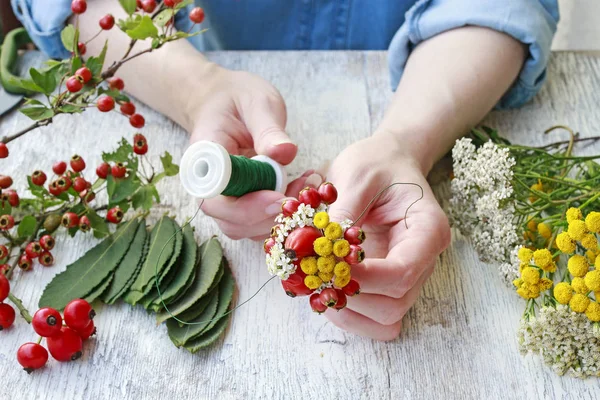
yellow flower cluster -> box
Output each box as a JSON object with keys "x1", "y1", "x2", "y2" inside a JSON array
[{"x1": 513, "y1": 266, "x2": 552, "y2": 300}]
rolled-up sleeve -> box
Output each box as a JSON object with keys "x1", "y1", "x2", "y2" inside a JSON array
[{"x1": 388, "y1": 0, "x2": 559, "y2": 109}]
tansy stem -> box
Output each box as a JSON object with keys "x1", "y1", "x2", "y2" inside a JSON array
[{"x1": 8, "y1": 293, "x2": 32, "y2": 323}]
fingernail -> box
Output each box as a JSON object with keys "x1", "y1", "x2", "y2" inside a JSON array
[
  {"x1": 272, "y1": 137, "x2": 297, "y2": 147},
  {"x1": 304, "y1": 173, "x2": 323, "y2": 188},
  {"x1": 301, "y1": 169, "x2": 315, "y2": 178},
  {"x1": 265, "y1": 198, "x2": 295, "y2": 216}
]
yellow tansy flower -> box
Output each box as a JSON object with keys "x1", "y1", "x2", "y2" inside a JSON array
[
  {"x1": 324, "y1": 222, "x2": 343, "y2": 240},
  {"x1": 539, "y1": 277, "x2": 553, "y2": 291},
  {"x1": 537, "y1": 222, "x2": 552, "y2": 239},
  {"x1": 318, "y1": 271, "x2": 334, "y2": 282},
  {"x1": 304, "y1": 275, "x2": 323, "y2": 290},
  {"x1": 569, "y1": 293, "x2": 590, "y2": 313},
  {"x1": 556, "y1": 232, "x2": 576, "y2": 254},
  {"x1": 512, "y1": 278, "x2": 523, "y2": 288},
  {"x1": 317, "y1": 255, "x2": 335, "y2": 273},
  {"x1": 585, "y1": 301, "x2": 600, "y2": 322},
  {"x1": 521, "y1": 267, "x2": 540, "y2": 285},
  {"x1": 566, "y1": 207, "x2": 583, "y2": 223},
  {"x1": 529, "y1": 180, "x2": 543, "y2": 202},
  {"x1": 533, "y1": 249, "x2": 555, "y2": 272},
  {"x1": 313, "y1": 237, "x2": 333, "y2": 256},
  {"x1": 300, "y1": 257, "x2": 318, "y2": 275},
  {"x1": 332, "y1": 239, "x2": 350, "y2": 258},
  {"x1": 516, "y1": 283, "x2": 540, "y2": 299},
  {"x1": 313, "y1": 212, "x2": 330, "y2": 229},
  {"x1": 585, "y1": 211, "x2": 600, "y2": 233},
  {"x1": 334, "y1": 261, "x2": 351, "y2": 278},
  {"x1": 586, "y1": 249, "x2": 598, "y2": 263},
  {"x1": 517, "y1": 247, "x2": 533, "y2": 263},
  {"x1": 596, "y1": 254, "x2": 600, "y2": 268},
  {"x1": 527, "y1": 219, "x2": 538, "y2": 232},
  {"x1": 571, "y1": 277, "x2": 588, "y2": 294},
  {"x1": 553, "y1": 282, "x2": 573, "y2": 305},
  {"x1": 568, "y1": 220, "x2": 588, "y2": 241},
  {"x1": 581, "y1": 233, "x2": 598, "y2": 250},
  {"x1": 333, "y1": 274, "x2": 351, "y2": 288},
  {"x1": 584, "y1": 270, "x2": 600, "y2": 292},
  {"x1": 567, "y1": 255, "x2": 589, "y2": 277}
]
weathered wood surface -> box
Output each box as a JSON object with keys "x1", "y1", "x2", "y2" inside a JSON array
[{"x1": 2, "y1": 51, "x2": 600, "y2": 400}]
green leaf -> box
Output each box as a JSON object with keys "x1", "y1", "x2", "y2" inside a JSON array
[
  {"x1": 175, "y1": 0, "x2": 193, "y2": 10},
  {"x1": 160, "y1": 152, "x2": 179, "y2": 176},
  {"x1": 0, "y1": 200, "x2": 11, "y2": 216},
  {"x1": 20, "y1": 106, "x2": 54, "y2": 121},
  {"x1": 84, "y1": 274, "x2": 113, "y2": 304},
  {"x1": 59, "y1": 104, "x2": 84, "y2": 114},
  {"x1": 61, "y1": 24, "x2": 75, "y2": 52},
  {"x1": 173, "y1": 287, "x2": 214, "y2": 326},
  {"x1": 117, "y1": 15, "x2": 142, "y2": 31},
  {"x1": 17, "y1": 215, "x2": 37, "y2": 238},
  {"x1": 70, "y1": 56, "x2": 83, "y2": 75},
  {"x1": 86, "y1": 208, "x2": 110, "y2": 238},
  {"x1": 126, "y1": 16, "x2": 159, "y2": 40},
  {"x1": 86, "y1": 40, "x2": 109, "y2": 78},
  {"x1": 151, "y1": 38, "x2": 160, "y2": 49},
  {"x1": 103, "y1": 138, "x2": 133, "y2": 164},
  {"x1": 201, "y1": 259, "x2": 235, "y2": 333},
  {"x1": 38, "y1": 219, "x2": 140, "y2": 310},
  {"x1": 27, "y1": 176, "x2": 49, "y2": 198},
  {"x1": 9, "y1": 77, "x2": 44, "y2": 93},
  {"x1": 131, "y1": 184, "x2": 159, "y2": 211},
  {"x1": 110, "y1": 173, "x2": 141, "y2": 205},
  {"x1": 167, "y1": 289, "x2": 219, "y2": 347},
  {"x1": 183, "y1": 311, "x2": 230, "y2": 353},
  {"x1": 154, "y1": 10, "x2": 173, "y2": 27},
  {"x1": 119, "y1": 0, "x2": 137, "y2": 15},
  {"x1": 29, "y1": 67, "x2": 56, "y2": 94}
]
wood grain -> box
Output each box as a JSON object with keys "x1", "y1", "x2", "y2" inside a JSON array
[{"x1": 1, "y1": 51, "x2": 600, "y2": 400}]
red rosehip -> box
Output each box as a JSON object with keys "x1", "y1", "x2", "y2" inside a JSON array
[
  {"x1": 141, "y1": 0, "x2": 157, "y2": 13},
  {"x1": 263, "y1": 237, "x2": 276, "y2": 254},
  {"x1": 80, "y1": 189, "x2": 95, "y2": 204},
  {"x1": 48, "y1": 181, "x2": 62, "y2": 196},
  {"x1": 75, "y1": 67, "x2": 92, "y2": 83},
  {"x1": 96, "y1": 162, "x2": 110, "y2": 179},
  {"x1": 344, "y1": 226, "x2": 365, "y2": 245},
  {"x1": 282, "y1": 199, "x2": 301, "y2": 217},
  {"x1": 17, "y1": 343, "x2": 49, "y2": 373},
  {"x1": 189, "y1": 7, "x2": 205, "y2": 23},
  {"x1": 61, "y1": 212, "x2": 79, "y2": 228},
  {"x1": 66, "y1": 75, "x2": 83, "y2": 93},
  {"x1": 99, "y1": 14, "x2": 114, "y2": 30},
  {"x1": 57, "y1": 176, "x2": 71, "y2": 192},
  {"x1": 106, "y1": 207, "x2": 124, "y2": 224},
  {"x1": 32, "y1": 307, "x2": 63, "y2": 337},
  {"x1": 73, "y1": 177, "x2": 87, "y2": 193},
  {"x1": 70, "y1": 154, "x2": 86, "y2": 172},
  {"x1": 64, "y1": 299, "x2": 95, "y2": 331},
  {"x1": 79, "y1": 215, "x2": 91, "y2": 232},
  {"x1": 317, "y1": 182, "x2": 338, "y2": 205},
  {"x1": 342, "y1": 279, "x2": 360, "y2": 297},
  {"x1": 0, "y1": 143, "x2": 8, "y2": 158},
  {"x1": 39, "y1": 251, "x2": 54, "y2": 267},
  {"x1": 284, "y1": 226, "x2": 322, "y2": 259},
  {"x1": 0, "y1": 303, "x2": 15, "y2": 330},
  {"x1": 0, "y1": 175, "x2": 12, "y2": 189},
  {"x1": 281, "y1": 271, "x2": 313, "y2": 297},
  {"x1": 334, "y1": 289, "x2": 347, "y2": 310},
  {"x1": 4, "y1": 189, "x2": 19, "y2": 207},
  {"x1": 108, "y1": 77, "x2": 124, "y2": 91},
  {"x1": 0, "y1": 215, "x2": 15, "y2": 230},
  {"x1": 25, "y1": 242, "x2": 43, "y2": 259},
  {"x1": 120, "y1": 102, "x2": 136, "y2": 115},
  {"x1": 0, "y1": 244, "x2": 8, "y2": 260},
  {"x1": 52, "y1": 161, "x2": 67, "y2": 175},
  {"x1": 0, "y1": 264, "x2": 9, "y2": 275},
  {"x1": 97, "y1": 96, "x2": 115, "y2": 112},
  {"x1": 298, "y1": 187, "x2": 321, "y2": 208},
  {"x1": 319, "y1": 288, "x2": 339, "y2": 308},
  {"x1": 47, "y1": 326, "x2": 83, "y2": 362},
  {"x1": 75, "y1": 320, "x2": 96, "y2": 340},
  {"x1": 344, "y1": 244, "x2": 364, "y2": 265},
  {"x1": 39, "y1": 235, "x2": 55, "y2": 251},
  {"x1": 71, "y1": 0, "x2": 87, "y2": 14},
  {"x1": 77, "y1": 42, "x2": 86, "y2": 55},
  {"x1": 0, "y1": 273, "x2": 9, "y2": 302},
  {"x1": 133, "y1": 133, "x2": 148, "y2": 155},
  {"x1": 310, "y1": 293, "x2": 327, "y2": 314},
  {"x1": 18, "y1": 254, "x2": 32, "y2": 270},
  {"x1": 31, "y1": 170, "x2": 47, "y2": 186},
  {"x1": 129, "y1": 113, "x2": 145, "y2": 128},
  {"x1": 111, "y1": 163, "x2": 127, "y2": 178}
]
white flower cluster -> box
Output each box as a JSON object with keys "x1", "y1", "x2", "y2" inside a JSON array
[
  {"x1": 518, "y1": 305, "x2": 600, "y2": 378},
  {"x1": 449, "y1": 138, "x2": 519, "y2": 281}
]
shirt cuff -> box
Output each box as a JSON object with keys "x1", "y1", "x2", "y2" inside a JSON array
[{"x1": 388, "y1": 0, "x2": 559, "y2": 109}]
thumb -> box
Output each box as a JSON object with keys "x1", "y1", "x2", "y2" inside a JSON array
[{"x1": 327, "y1": 180, "x2": 378, "y2": 227}]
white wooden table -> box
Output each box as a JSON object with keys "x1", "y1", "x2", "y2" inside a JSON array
[{"x1": 2, "y1": 51, "x2": 600, "y2": 400}]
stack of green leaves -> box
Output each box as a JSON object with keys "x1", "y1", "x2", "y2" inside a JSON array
[{"x1": 39, "y1": 216, "x2": 236, "y2": 352}]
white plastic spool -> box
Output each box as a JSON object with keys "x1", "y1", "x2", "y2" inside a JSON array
[{"x1": 179, "y1": 141, "x2": 287, "y2": 199}]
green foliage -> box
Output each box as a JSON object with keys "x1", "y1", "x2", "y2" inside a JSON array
[
  {"x1": 126, "y1": 16, "x2": 159, "y2": 40},
  {"x1": 119, "y1": 0, "x2": 137, "y2": 15},
  {"x1": 17, "y1": 215, "x2": 37, "y2": 238},
  {"x1": 60, "y1": 25, "x2": 76, "y2": 52}
]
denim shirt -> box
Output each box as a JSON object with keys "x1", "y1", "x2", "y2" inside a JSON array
[{"x1": 11, "y1": 0, "x2": 558, "y2": 109}]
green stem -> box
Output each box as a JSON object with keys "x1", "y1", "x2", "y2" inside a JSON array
[{"x1": 7, "y1": 293, "x2": 32, "y2": 323}]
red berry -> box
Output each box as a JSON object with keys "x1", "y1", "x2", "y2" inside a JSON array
[
  {"x1": 39, "y1": 235, "x2": 55, "y2": 251},
  {"x1": 298, "y1": 187, "x2": 321, "y2": 208},
  {"x1": 111, "y1": 163, "x2": 127, "y2": 178},
  {"x1": 120, "y1": 102, "x2": 136, "y2": 116},
  {"x1": 0, "y1": 245, "x2": 8, "y2": 260},
  {"x1": 0, "y1": 264, "x2": 9, "y2": 275},
  {"x1": 284, "y1": 226, "x2": 322, "y2": 259},
  {"x1": 48, "y1": 181, "x2": 62, "y2": 196},
  {"x1": 0, "y1": 303, "x2": 15, "y2": 330},
  {"x1": 344, "y1": 245, "x2": 365, "y2": 265},
  {"x1": 344, "y1": 226, "x2": 365, "y2": 245},
  {"x1": 32, "y1": 307, "x2": 63, "y2": 337},
  {"x1": 310, "y1": 293, "x2": 327, "y2": 314},
  {"x1": 25, "y1": 242, "x2": 43, "y2": 259},
  {"x1": 47, "y1": 326, "x2": 83, "y2": 362},
  {"x1": 0, "y1": 143, "x2": 8, "y2": 158},
  {"x1": 342, "y1": 279, "x2": 360, "y2": 297},
  {"x1": 73, "y1": 177, "x2": 87, "y2": 193},
  {"x1": 263, "y1": 237, "x2": 276, "y2": 254},
  {"x1": 319, "y1": 288, "x2": 339, "y2": 308},
  {"x1": 129, "y1": 113, "x2": 145, "y2": 128},
  {"x1": 0, "y1": 175, "x2": 12, "y2": 189},
  {"x1": 106, "y1": 207, "x2": 124, "y2": 224},
  {"x1": 17, "y1": 343, "x2": 49, "y2": 373},
  {"x1": 281, "y1": 199, "x2": 301, "y2": 217},
  {"x1": 334, "y1": 289, "x2": 347, "y2": 310},
  {"x1": 0, "y1": 273, "x2": 9, "y2": 302},
  {"x1": 64, "y1": 299, "x2": 95, "y2": 331},
  {"x1": 281, "y1": 272, "x2": 313, "y2": 297},
  {"x1": 79, "y1": 215, "x2": 91, "y2": 232},
  {"x1": 18, "y1": 254, "x2": 32, "y2": 270},
  {"x1": 71, "y1": 0, "x2": 87, "y2": 14},
  {"x1": 61, "y1": 212, "x2": 79, "y2": 228},
  {"x1": 75, "y1": 320, "x2": 96, "y2": 340},
  {"x1": 3, "y1": 189, "x2": 19, "y2": 207},
  {"x1": 52, "y1": 161, "x2": 67, "y2": 175},
  {"x1": 0, "y1": 215, "x2": 15, "y2": 230},
  {"x1": 189, "y1": 7, "x2": 205, "y2": 23},
  {"x1": 164, "y1": 0, "x2": 181, "y2": 7},
  {"x1": 317, "y1": 182, "x2": 338, "y2": 205},
  {"x1": 57, "y1": 176, "x2": 71, "y2": 192},
  {"x1": 108, "y1": 77, "x2": 124, "y2": 91},
  {"x1": 99, "y1": 14, "x2": 115, "y2": 30},
  {"x1": 78, "y1": 42, "x2": 86, "y2": 55},
  {"x1": 133, "y1": 133, "x2": 148, "y2": 155},
  {"x1": 75, "y1": 67, "x2": 92, "y2": 83},
  {"x1": 39, "y1": 251, "x2": 54, "y2": 267},
  {"x1": 141, "y1": 0, "x2": 157, "y2": 13},
  {"x1": 96, "y1": 162, "x2": 110, "y2": 179},
  {"x1": 70, "y1": 154, "x2": 86, "y2": 172},
  {"x1": 97, "y1": 96, "x2": 115, "y2": 112},
  {"x1": 66, "y1": 75, "x2": 83, "y2": 92},
  {"x1": 31, "y1": 170, "x2": 47, "y2": 186},
  {"x1": 80, "y1": 189, "x2": 95, "y2": 204},
  {"x1": 136, "y1": 0, "x2": 142, "y2": 9}
]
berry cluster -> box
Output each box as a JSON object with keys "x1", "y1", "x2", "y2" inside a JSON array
[
  {"x1": 0, "y1": 273, "x2": 15, "y2": 330},
  {"x1": 17, "y1": 299, "x2": 96, "y2": 373},
  {"x1": 265, "y1": 183, "x2": 363, "y2": 313}
]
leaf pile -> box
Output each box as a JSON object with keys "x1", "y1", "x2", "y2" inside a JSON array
[{"x1": 39, "y1": 217, "x2": 236, "y2": 351}]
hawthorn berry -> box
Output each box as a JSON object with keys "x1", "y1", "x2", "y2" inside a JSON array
[
  {"x1": 282, "y1": 199, "x2": 301, "y2": 217},
  {"x1": 80, "y1": 189, "x2": 95, "y2": 204},
  {"x1": 48, "y1": 181, "x2": 62, "y2": 196},
  {"x1": 99, "y1": 14, "x2": 115, "y2": 30},
  {"x1": 52, "y1": 161, "x2": 67, "y2": 175},
  {"x1": 18, "y1": 254, "x2": 32, "y2": 270},
  {"x1": 66, "y1": 75, "x2": 83, "y2": 92},
  {"x1": 136, "y1": 0, "x2": 142, "y2": 9},
  {"x1": 71, "y1": 0, "x2": 87, "y2": 14},
  {"x1": 284, "y1": 226, "x2": 322, "y2": 258},
  {"x1": 57, "y1": 176, "x2": 72, "y2": 192},
  {"x1": 32, "y1": 307, "x2": 63, "y2": 337},
  {"x1": 25, "y1": 242, "x2": 43, "y2": 259},
  {"x1": 47, "y1": 326, "x2": 83, "y2": 362},
  {"x1": 344, "y1": 226, "x2": 365, "y2": 245},
  {"x1": 0, "y1": 303, "x2": 16, "y2": 330},
  {"x1": 0, "y1": 245, "x2": 7, "y2": 260},
  {"x1": 40, "y1": 235, "x2": 55, "y2": 251},
  {"x1": 70, "y1": 155, "x2": 86, "y2": 172},
  {"x1": 31, "y1": 170, "x2": 47, "y2": 186},
  {"x1": 342, "y1": 279, "x2": 360, "y2": 296},
  {"x1": 164, "y1": 0, "x2": 182, "y2": 7},
  {"x1": 129, "y1": 113, "x2": 145, "y2": 128},
  {"x1": 97, "y1": 96, "x2": 115, "y2": 112},
  {"x1": 61, "y1": 212, "x2": 79, "y2": 228},
  {"x1": 75, "y1": 320, "x2": 96, "y2": 340},
  {"x1": 75, "y1": 67, "x2": 92, "y2": 84},
  {"x1": 317, "y1": 182, "x2": 338, "y2": 205},
  {"x1": 0, "y1": 175, "x2": 13, "y2": 189},
  {"x1": 189, "y1": 7, "x2": 205, "y2": 24},
  {"x1": 0, "y1": 215, "x2": 15, "y2": 230},
  {"x1": 43, "y1": 214, "x2": 62, "y2": 233},
  {"x1": 106, "y1": 207, "x2": 124, "y2": 224},
  {"x1": 78, "y1": 42, "x2": 86, "y2": 56},
  {"x1": 17, "y1": 343, "x2": 49, "y2": 373},
  {"x1": 120, "y1": 102, "x2": 135, "y2": 115},
  {"x1": 0, "y1": 143, "x2": 8, "y2": 158},
  {"x1": 64, "y1": 299, "x2": 95, "y2": 331},
  {"x1": 319, "y1": 288, "x2": 339, "y2": 308},
  {"x1": 281, "y1": 271, "x2": 313, "y2": 297},
  {"x1": 111, "y1": 163, "x2": 127, "y2": 178},
  {"x1": 141, "y1": 0, "x2": 157, "y2": 13},
  {"x1": 3, "y1": 189, "x2": 19, "y2": 207},
  {"x1": 298, "y1": 187, "x2": 321, "y2": 209},
  {"x1": 133, "y1": 133, "x2": 148, "y2": 155},
  {"x1": 344, "y1": 244, "x2": 364, "y2": 265},
  {"x1": 96, "y1": 162, "x2": 110, "y2": 179},
  {"x1": 0, "y1": 273, "x2": 9, "y2": 302},
  {"x1": 334, "y1": 289, "x2": 347, "y2": 310},
  {"x1": 263, "y1": 237, "x2": 276, "y2": 254},
  {"x1": 73, "y1": 177, "x2": 87, "y2": 192},
  {"x1": 309, "y1": 293, "x2": 327, "y2": 314},
  {"x1": 39, "y1": 252, "x2": 54, "y2": 267},
  {"x1": 79, "y1": 215, "x2": 91, "y2": 232},
  {"x1": 108, "y1": 77, "x2": 124, "y2": 91},
  {"x1": 0, "y1": 264, "x2": 8, "y2": 275}
]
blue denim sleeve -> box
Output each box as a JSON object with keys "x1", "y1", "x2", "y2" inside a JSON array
[{"x1": 388, "y1": 0, "x2": 559, "y2": 109}]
